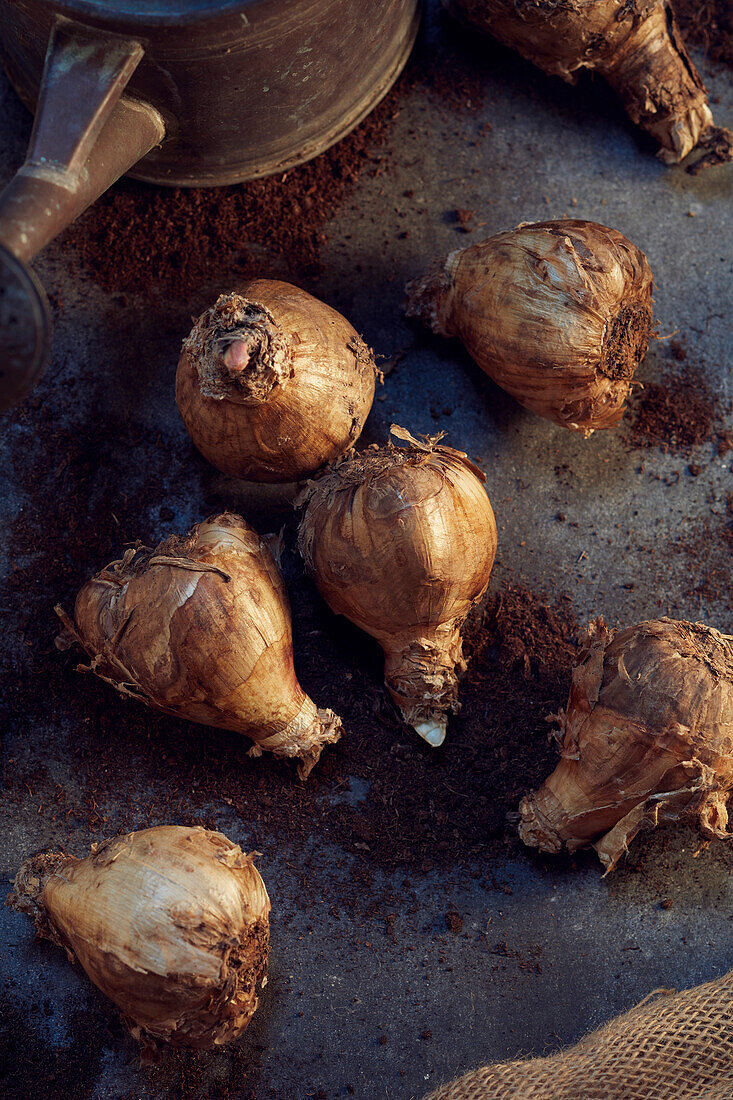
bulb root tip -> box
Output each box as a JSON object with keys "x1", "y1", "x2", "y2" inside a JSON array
[{"x1": 412, "y1": 717, "x2": 448, "y2": 747}]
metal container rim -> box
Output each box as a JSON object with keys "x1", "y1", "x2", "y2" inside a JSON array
[{"x1": 6, "y1": 0, "x2": 275, "y2": 27}]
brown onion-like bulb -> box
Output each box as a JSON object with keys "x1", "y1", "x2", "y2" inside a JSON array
[
  {"x1": 297, "y1": 426, "x2": 497, "y2": 747},
  {"x1": 406, "y1": 219, "x2": 654, "y2": 436},
  {"x1": 443, "y1": 0, "x2": 733, "y2": 171},
  {"x1": 11, "y1": 826, "x2": 270, "y2": 1055},
  {"x1": 176, "y1": 280, "x2": 377, "y2": 482},
  {"x1": 56, "y1": 512, "x2": 342, "y2": 778},
  {"x1": 519, "y1": 617, "x2": 733, "y2": 873}
]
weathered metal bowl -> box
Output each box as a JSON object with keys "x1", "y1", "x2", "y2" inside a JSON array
[{"x1": 0, "y1": 0, "x2": 421, "y2": 409}]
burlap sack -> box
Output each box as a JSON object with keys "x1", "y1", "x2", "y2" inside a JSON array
[{"x1": 425, "y1": 968, "x2": 733, "y2": 1099}]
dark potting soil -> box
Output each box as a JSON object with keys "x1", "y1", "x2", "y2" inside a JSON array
[
  {"x1": 1, "y1": 390, "x2": 581, "y2": 1100},
  {"x1": 1, "y1": 415, "x2": 581, "y2": 1100},
  {"x1": 625, "y1": 343, "x2": 728, "y2": 454},
  {"x1": 66, "y1": 22, "x2": 488, "y2": 301},
  {"x1": 674, "y1": 0, "x2": 733, "y2": 70},
  {"x1": 2, "y1": 322, "x2": 576, "y2": 871},
  {"x1": 3, "y1": 465, "x2": 577, "y2": 875}
]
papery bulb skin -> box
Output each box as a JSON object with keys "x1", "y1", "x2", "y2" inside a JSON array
[
  {"x1": 11, "y1": 826, "x2": 270, "y2": 1055},
  {"x1": 406, "y1": 220, "x2": 654, "y2": 436},
  {"x1": 297, "y1": 427, "x2": 497, "y2": 745},
  {"x1": 176, "y1": 280, "x2": 377, "y2": 483},
  {"x1": 518, "y1": 618, "x2": 733, "y2": 873},
  {"x1": 443, "y1": 0, "x2": 733, "y2": 170},
  {"x1": 56, "y1": 513, "x2": 341, "y2": 778}
]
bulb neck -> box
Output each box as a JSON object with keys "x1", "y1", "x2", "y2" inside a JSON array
[
  {"x1": 184, "y1": 294, "x2": 293, "y2": 404},
  {"x1": 517, "y1": 789, "x2": 567, "y2": 854},
  {"x1": 518, "y1": 758, "x2": 649, "y2": 859},
  {"x1": 11, "y1": 851, "x2": 69, "y2": 908},
  {"x1": 404, "y1": 258, "x2": 458, "y2": 337},
  {"x1": 249, "y1": 695, "x2": 343, "y2": 779},
  {"x1": 382, "y1": 622, "x2": 465, "y2": 746},
  {"x1": 9, "y1": 851, "x2": 72, "y2": 945},
  {"x1": 598, "y1": 4, "x2": 716, "y2": 165}
]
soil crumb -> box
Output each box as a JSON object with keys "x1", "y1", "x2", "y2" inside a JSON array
[
  {"x1": 445, "y1": 910, "x2": 464, "y2": 933},
  {"x1": 626, "y1": 354, "x2": 726, "y2": 453}
]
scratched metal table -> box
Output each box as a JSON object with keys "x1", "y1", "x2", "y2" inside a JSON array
[{"x1": 1, "y1": 4, "x2": 731, "y2": 1098}]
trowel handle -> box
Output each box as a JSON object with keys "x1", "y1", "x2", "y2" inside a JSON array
[
  {"x1": 0, "y1": 18, "x2": 165, "y2": 262},
  {"x1": 0, "y1": 17, "x2": 165, "y2": 413}
]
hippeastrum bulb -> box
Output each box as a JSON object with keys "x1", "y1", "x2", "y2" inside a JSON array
[
  {"x1": 297, "y1": 426, "x2": 497, "y2": 747},
  {"x1": 56, "y1": 512, "x2": 342, "y2": 778},
  {"x1": 519, "y1": 617, "x2": 733, "y2": 873},
  {"x1": 406, "y1": 219, "x2": 654, "y2": 435},
  {"x1": 443, "y1": 0, "x2": 733, "y2": 171},
  {"x1": 176, "y1": 280, "x2": 377, "y2": 482},
  {"x1": 11, "y1": 826, "x2": 270, "y2": 1055}
]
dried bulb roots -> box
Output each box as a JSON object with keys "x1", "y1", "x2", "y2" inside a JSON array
[
  {"x1": 298, "y1": 426, "x2": 497, "y2": 746},
  {"x1": 11, "y1": 826, "x2": 270, "y2": 1055},
  {"x1": 176, "y1": 280, "x2": 377, "y2": 483},
  {"x1": 406, "y1": 219, "x2": 654, "y2": 435},
  {"x1": 518, "y1": 617, "x2": 733, "y2": 873},
  {"x1": 56, "y1": 512, "x2": 342, "y2": 778}
]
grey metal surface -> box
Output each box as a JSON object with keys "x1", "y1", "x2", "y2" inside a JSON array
[{"x1": 1, "y1": 4, "x2": 731, "y2": 1099}]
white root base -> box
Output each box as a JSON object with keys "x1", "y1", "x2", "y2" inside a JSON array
[{"x1": 412, "y1": 717, "x2": 448, "y2": 748}]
